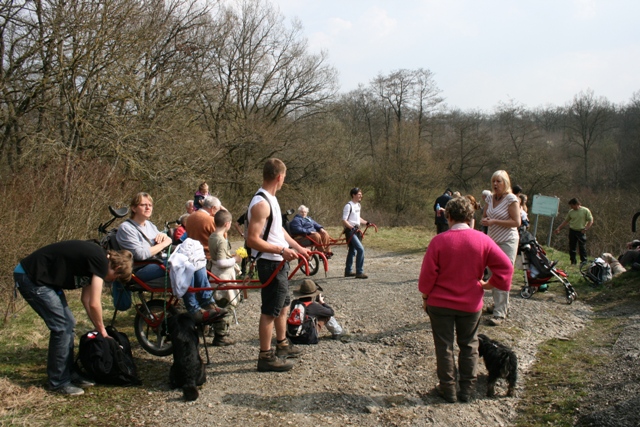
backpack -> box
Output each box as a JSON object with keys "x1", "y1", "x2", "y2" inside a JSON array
[
  {"x1": 77, "y1": 326, "x2": 142, "y2": 386},
  {"x1": 286, "y1": 300, "x2": 318, "y2": 345},
  {"x1": 583, "y1": 257, "x2": 613, "y2": 286}
]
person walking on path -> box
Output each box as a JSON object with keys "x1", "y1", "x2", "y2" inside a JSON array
[
  {"x1": 342, "y1": 187, "x2": 371, "y2": 279},
  {"x1": 481, "y1": 170, "x2": 520, "y2": 327},
  {"x1": 246, "y1": 158, "x2": 310, "y2": 372},
  {"x1": 554, "y1": 198, "x2": 593, "y2": 266},
  {"x1": 434, "y1": 189, "x2": 453, "y2": 234}
]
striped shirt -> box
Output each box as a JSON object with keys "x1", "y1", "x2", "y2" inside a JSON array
[{"x1": 486, "y1": 193, "x2": 519, "y2": 244}]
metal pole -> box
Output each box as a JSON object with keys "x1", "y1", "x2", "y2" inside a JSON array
[{"x1": 547, "y1": 217, "x2": 555, "y2": 247}]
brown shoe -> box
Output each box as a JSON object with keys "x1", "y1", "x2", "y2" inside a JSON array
[
  {"x1": 257, "y1": 350, "x2": 294, "y2": 372},
  {"x1": 487, "y1": 316, "x2": 505, "y2": 326},
  {"x1": 275, "y1": 341, "x2": 303, "y2": 358},
  {"x1": 435, "y1": 383, "x2": 456, "y2": 403},
  {"x1": 355, "y1": 273, "x2": 368, "y2": 279},
  {"x1": 344, "y1": 272, "x2": 356, "y2": 277},
  {"x1": 212, "y1": 335, "x2": 235, "y2": 347}
]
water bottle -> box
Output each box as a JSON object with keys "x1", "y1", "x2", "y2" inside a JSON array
[{"x1": 436, "y1": 203, "x2": 441, "y2": 217}]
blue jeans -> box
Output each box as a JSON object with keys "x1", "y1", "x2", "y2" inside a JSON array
[
  {"x1": 14, "y1": 273, "x2": 75, "y2": 390},
  {"x1": 133, "y1": 263, "x2": 212, "y2": 313},
  {"x1": 345, "y1": 228, "x2": 365, "y2": 275},
  {"x1": 182, "y1": 268, "x2": 213, "y2": 313}
]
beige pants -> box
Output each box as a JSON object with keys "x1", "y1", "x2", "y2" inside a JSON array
[{"x1": 491, "y1": 238, "x2": 518, "y2": 319}]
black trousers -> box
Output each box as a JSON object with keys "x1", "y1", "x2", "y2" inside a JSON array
[{"x1": 569, "y1": 228, "x2": 587, "y2": 264}]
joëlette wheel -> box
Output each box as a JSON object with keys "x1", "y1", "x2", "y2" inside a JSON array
[{"x1": 134, "y1": 299, "x2": 173, "y2": 357}]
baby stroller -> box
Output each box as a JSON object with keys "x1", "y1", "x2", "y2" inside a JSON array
[{"x1": 518, "y1": 229, "x2": 577, "y2": 304}]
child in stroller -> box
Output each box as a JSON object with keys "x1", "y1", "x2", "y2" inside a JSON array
[{"x1": 518, "y1": 229, "x2": 577, "y2": 304}]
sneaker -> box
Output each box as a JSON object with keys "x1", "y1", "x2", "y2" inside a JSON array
[
  {"x1": 487, "y1": 316, "x2": 505, "y2": 326},
  {"x1": 275, "y1": 341, "x2": 303, "y2": 358},
  {"x1": 355, "y1": 273, "x2": 368, "y2": 279},
  {"x1": 55, "y1": 384, "x2": 85, "y2": 396},
  {"x1": 70, "y1": 372, "x2": 95, "y2": 388},
  {"x1": 212, "y1": 335, "x2": 235, "y2": 347},
  {"x1": 257, "y1": 350, "x2": 294, "y2": 372},
  {"x1": 435, "y1": 383, "x2": 456, "y2": 403},
  {"x1": 344, "y1": 272, "x2": 356, "y2": 277}
]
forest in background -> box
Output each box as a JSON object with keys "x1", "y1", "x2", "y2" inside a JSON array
[{"x1": 1, "y1": 0, "x2": 639, "y2": 308}]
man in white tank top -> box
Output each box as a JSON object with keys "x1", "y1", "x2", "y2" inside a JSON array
[{"x1": 247, "y1": 158, "x2": 310, "y2": 372}]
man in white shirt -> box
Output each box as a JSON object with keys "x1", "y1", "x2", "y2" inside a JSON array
[
  {"x1": 246, "y1": 158, "x2": 310, "y2": 372},
  {"x1": 342, "y1": 187, "x2": 371, "y2": 279}
]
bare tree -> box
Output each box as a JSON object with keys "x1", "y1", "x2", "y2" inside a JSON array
[
  {"x1": 442, "y1": 110, "x2": 492, "y2": 192},
  {"x1": 195, "y1": 0, "x2": 338, "y2": 196},
  {"x1": 564, "y1": 89, "x2": 616, "y2": 186}
]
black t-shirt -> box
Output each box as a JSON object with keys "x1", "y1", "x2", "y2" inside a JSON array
[{"x1": 20, "y1": 240, "x2": 109, "y2": 289}]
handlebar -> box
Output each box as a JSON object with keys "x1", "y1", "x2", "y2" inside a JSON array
[{"x1": 98, "y1": 206, "x2": 129, "y2": 234}]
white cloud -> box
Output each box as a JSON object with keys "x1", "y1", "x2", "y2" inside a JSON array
[
  {"x1": 573, "y1": 0, "x2": 597, "y2": 19},
  {"x1": 362, "y1": 6, "x2": 397, "y2": 39}
]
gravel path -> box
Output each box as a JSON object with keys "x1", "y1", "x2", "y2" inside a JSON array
[{"x1": 129, "y1": 246, "x2": 596, "y2": 427}]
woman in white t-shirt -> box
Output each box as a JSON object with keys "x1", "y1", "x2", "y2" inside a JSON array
[{"x1": 481, "y1": 170, "x2": 521, "y2": 326}]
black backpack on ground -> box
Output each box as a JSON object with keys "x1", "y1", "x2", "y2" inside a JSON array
[
  {"x1": 286, "y1": 299, "x2": 318, "y2": 345},
  {"x1": 77, "y1": 325, "x2": 142, "y2": 386}
]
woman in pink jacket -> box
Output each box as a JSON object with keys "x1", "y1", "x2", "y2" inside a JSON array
[{"x1": 419, "y1": 196, "x2": 513, "y2": 403}]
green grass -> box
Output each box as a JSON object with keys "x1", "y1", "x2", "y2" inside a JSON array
[{"x1": 513, "y1": 251, "x2": 640, "y2": 426}]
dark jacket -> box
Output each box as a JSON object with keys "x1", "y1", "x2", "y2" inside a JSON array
[
  {"x1": 289, "y1": 214, "x2": 323, "y2": 236},
  {"x1": 434, "y1": 193, "x2": 452, "y2": 225}
]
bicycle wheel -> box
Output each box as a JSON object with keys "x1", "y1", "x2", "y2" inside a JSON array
[{"x1": 134, "y1": 299, "x2": 173, "y2": 357}]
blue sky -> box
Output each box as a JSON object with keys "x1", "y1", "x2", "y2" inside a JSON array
[{"x1": 265, "y1": 0, "x2": 640, "y2": 111}]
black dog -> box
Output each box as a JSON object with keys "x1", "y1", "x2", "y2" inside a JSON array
[
  {"x1": 167, "y1": 313, "x2": 206, "y2": 401},
  {"x1": 478, "y1": 334, "x2": 518, "y2": 397}
]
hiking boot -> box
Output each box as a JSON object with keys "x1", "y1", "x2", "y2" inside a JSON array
[
  {"x1": 344, "y1": 272, "x2": 356, "y2": 277},
  {"x1": 487, "y1": 316, "x2": 505, "y2": 326},
  {"x1": 257, "y1": 350, "x2": 294, "y2": 372},
  {"x1": 435, "y1": 383, "x2": 456, "y2": 403},
  {"x1": 54, "y1": 384, "x2": 85, "y2": 396},
  {"x1": 212, "y1": 335, "x2": 235, "y2": 347},
  {"x1": 70, "y1": 372, "x2": 95, "y2": 388},
  {"x1": 275, "y1": 341, "x2": 303, "y2": 358},
  {"x1": 355, "y1": 273, "x2": 368, "y2": 279}
]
